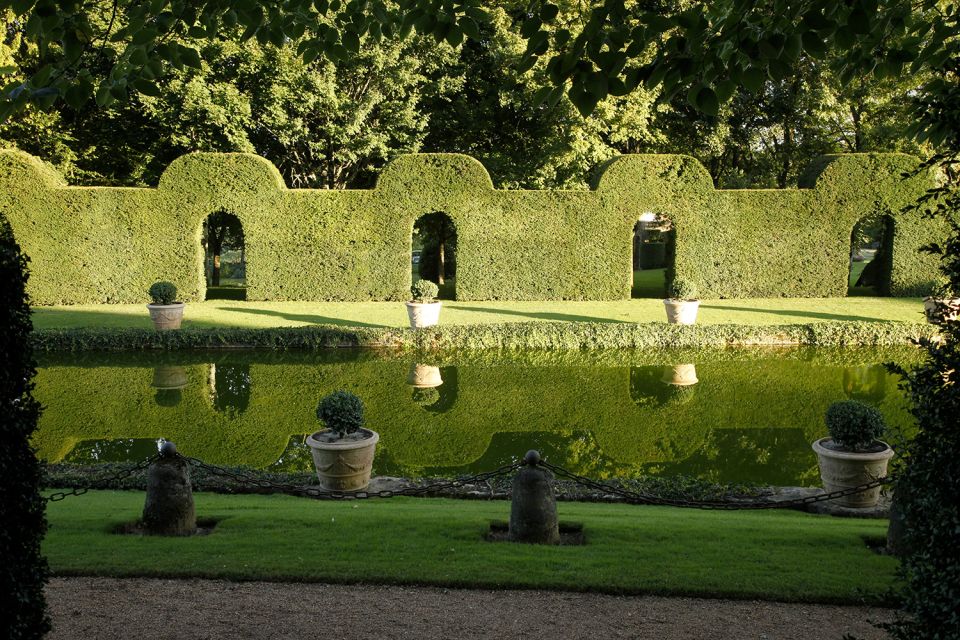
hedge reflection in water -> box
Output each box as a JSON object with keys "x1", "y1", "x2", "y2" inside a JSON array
[{"x1": 39, "y1": 347, "x2": 919, "y2": 486}]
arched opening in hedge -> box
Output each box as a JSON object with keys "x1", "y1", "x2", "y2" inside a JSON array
[
  {"x1": 848, "y1": 214, "x2": 894, "y2": 296},
  {"x1": 632, "y1": 212, "x2": 674, "y2": 298},
  {"x1": 202, "y1": 210, "x2": 246, "y2": 301},
  {"x1": 207, "y1": 362, "x2": 251, "y2": 416},
  {"x1": 412, "y1": 211, "x2": 457, "y2": 300}
]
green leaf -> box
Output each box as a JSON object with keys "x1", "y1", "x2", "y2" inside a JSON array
[
  {"x1": 63, "y1": 81, "x2": 92, "y2": 109},
  {"x1": 0, "y1": 66, "x2": 17, "y2": 75},
  {"x1": 741, "y1": 66, "x2": 766, "y2": 93},
  {"x1": 342, "y1": 30, "x2": 360, "y2": 52},
  {"x1": 694, "y1": 85, "x2": 719, "y2": 116},
  {"x1": 568, "y1": 85, "x2": 598, "y2": 117},
  {"x1": 539, "y1": 3, "x2": 559, "y2": 23},
  {"x1": 520, "y1": 16, "x2": 541, "y2": 39},
  {"x1": 133, "y1": 78, "x2": 161, "y2": 96},
  {"x1": 179, "y1": 45, "x2": 202, "y2": 68},
  {"x1": 714, "y1": 79, "x2": 736, "y2": 102},
  {"x1": 801, "y1": 31, "x2": 827, "y2": 58},
  {"x1": 532, "y1": 84, "x2": 552, "y2": 107},
  {"x1": 585, "y1": 71, "x2": 608, "y2": 100},
  {"x1": 460, "y1": 18, "x2": 480, "y2": 40}
]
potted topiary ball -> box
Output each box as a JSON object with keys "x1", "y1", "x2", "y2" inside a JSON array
[
  {"x1": 406, "y1": 279, "x2": 441, "y2": 329},
  {"x1": 812, "y1": 400, "x2": 894, "y2": 508},
  {"x1": 147, "y1": 281, "x2": 185, "y2": 330},
  {"x1": 305, "y1": 390, "x2": 380, "y2": 491},
  {"x1": 663, "y1": 278, "x2": 700, "y2": 325}
]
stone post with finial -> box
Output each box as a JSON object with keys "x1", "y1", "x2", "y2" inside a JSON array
[
  {"x1": 142, "y1": 441, "x2": 196, "y2": 536},
  {"x1": 508, "y1": 450, "x2": 560, "y2": 544}
]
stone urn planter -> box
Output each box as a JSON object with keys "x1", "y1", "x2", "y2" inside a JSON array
[
  {"x1": 923, "y1": 296, "x2": 960, "y2": 325},
  {"x1": 812, "y1": 439, "x2": 893, "y2": 508},
  {"x1": 661, "y1": 364, "x2": 698, "y2": 386},
  {"x1": 306, "y1": 428, "x2": 380, "y2": 491},
  {"x1": 307, "y1": 390, "x2": 379, "y2": 491},
  {"x1": 407, "y1": 363, "x2": 443, "y2": 388},
  {"x1": 813, "y1": 400, "x2": 894, "y2": 508},
  {"x1": 663, "y1": 278, "x2": 700, "y2": 325},
  {"x1": 147, "y1": 281, "x2": 184, "y2": 330},
  {"x1": 407, "y1": 279, "x2": 441, "y2": 329}
]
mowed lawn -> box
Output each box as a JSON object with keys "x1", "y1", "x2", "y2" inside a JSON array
[
  {"x1": 44, "y1": 490, "x2": 899, "y2": 605},
  {"x1": 32, "y1": 296, "x2": 926, "y2": 330}
]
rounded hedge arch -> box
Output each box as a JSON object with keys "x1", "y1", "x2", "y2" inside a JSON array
[{"x1": 0, "y1": 149, "x2": 943, "y2": 304}]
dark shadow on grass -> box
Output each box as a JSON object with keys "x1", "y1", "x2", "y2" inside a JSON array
[
  {"x1": 447, "y1": 305, "x2": 628, "y2": 324},
  {"x1": 700, "y1": 304, "x2": 895, "y2": 323},
  {"x1": 216, "y1": 306, "x2": 390, "y2": 328}
]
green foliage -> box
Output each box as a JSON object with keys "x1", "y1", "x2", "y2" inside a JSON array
[
  {"x1": 411, "y1": 279, "x2": 438, "y2": 303},
  {"x1": 28, "y1": 320, "x2": 939, "y2": 353},
  {"x1": 0, "y1": 150, "x2": 942, "y2": 303},
  {"x1": 823, "y1": 400, "x2": 886, "y2": 451},
  {"x1": 668, "y1": 278, "x2": 698, "y2": 301},
  {"x1": 0, "y1": 215, "x2": 49, "y2": 638},
  {"x1": 148, "y1": 281, "x2": 178, "y2": 305},
  {"x1": 316, "y1": 390, "x2": 364, "y2": 437}
]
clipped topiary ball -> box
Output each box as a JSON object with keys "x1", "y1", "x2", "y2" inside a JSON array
[
  {"x1": 316, "y1": 390, "x2": 364, "y2": 438},
  {"x1": 825, "y1": 400, "x2": 887, "y2": 451},
  {"x1": 149, "y1": 281, "x2": 178, "y2": 305},
  {"x1": 411, "y1": 279, "x2": 439, "y2": 303},
  {"x1": 412, "y1": 387, "x2": 440, "y2": 407},
  {"x1": 668, "y1": 278, "x2": 699, "y2": 300}
]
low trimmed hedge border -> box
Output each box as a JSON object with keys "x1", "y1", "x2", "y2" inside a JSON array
[{"x1": 31, "y1": 321, "x2": 940, "y2": 352}]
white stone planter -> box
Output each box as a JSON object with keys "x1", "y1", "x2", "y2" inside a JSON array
[
  {"x1": 923, "y1": 296, "x2": 960, "y2": 325},
  {"x1": 147, "y1": 302, "x2": 185, "y2": 330},
  {"x1": 306, "y1": 428, "x2": 380, "y2": 491},
  {"x1": 812, "y1": 437, "x2": 894, "y2": 508},
  {"x1": 406, "y1": 301, "x2": 442, "y2": 329},
  {"x1": 663, "y1": 299, "x2": 700, "y2": 325}
]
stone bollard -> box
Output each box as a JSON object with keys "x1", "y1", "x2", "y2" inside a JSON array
[
  {"x1": 142, "y1": 442, "x2": 196, "y2": 536},
  {"x1": 509, "y1": 450, "x2": 560, "y2": 544}
]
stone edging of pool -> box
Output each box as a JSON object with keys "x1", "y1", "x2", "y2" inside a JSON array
[
  {"x1": 44, "y1": 465, "x2": 891, "y2": 519},
  {"x1": 31, "y1": 320, "x2": 940, "y2": 351}
]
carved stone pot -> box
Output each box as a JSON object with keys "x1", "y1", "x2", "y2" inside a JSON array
[
  {"x1": 147, "y1": 302, "x2": 185, "y2": 330},
  {"x1": 306, "y1": 428, "x2": 380, "y2": 491},
  {"x1": 406, "y1": 301, "x2": 442, "y2": 329},
  {"x1": 663, "y1": 299, "x2": 700, "y2": 325},
  {"x1": 812, "y1": 437, "x2": 894, "y2": 508}
]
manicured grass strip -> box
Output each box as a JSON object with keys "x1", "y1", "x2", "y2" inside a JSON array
[
  {"x1": 44, "y1": 491, "x2": 898, "y2": 605},
  {"x1": 31, "y1": 319, "x2": 938, "y2": 352},
  {"x1": 32, "y1": 296, "x2": 926, "y2": 330}
]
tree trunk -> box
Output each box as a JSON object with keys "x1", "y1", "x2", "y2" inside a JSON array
[
  {"x1": 438, "y1": 241, "x2": 445, "y2": 286},
  {"x1": 212, "y1": 254, "x2": 221, "y2": 287}
]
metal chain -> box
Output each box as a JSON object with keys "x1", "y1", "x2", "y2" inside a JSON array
[
  {"x1": 538, "y1": 460, "x2": 893, "y2": 510},
  {"x1": 45, "y1": 447, "x2": 892, "y2": 511},
  {"x1": 46, "y1": 453, "x2": 161, "y2": 502},
  {"x1": 182, "y1": 454, "x2": 523, "y2": 500}
]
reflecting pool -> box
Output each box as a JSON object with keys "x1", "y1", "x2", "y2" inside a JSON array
[{"x1": 35, "y1": 347, "x2": 922, "y2": 486}]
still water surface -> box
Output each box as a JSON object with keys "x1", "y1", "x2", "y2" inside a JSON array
[{"x1": 34, "y1": 347, "x2": 920, "y2": 486}]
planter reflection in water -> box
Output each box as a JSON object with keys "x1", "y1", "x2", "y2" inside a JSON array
[
  {"x1": 152, "y1": 366, "x2": 188, "y2": 407},
  {"x1": 661, "y1": 364, "x2": 698, "y2": 386},
  {"x1": 407, "y1": 363, "x2": 443, "y2": 388}
]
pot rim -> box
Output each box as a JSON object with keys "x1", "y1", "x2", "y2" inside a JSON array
[
  {"x1": 662, "y1": 298, "x2": 701, "y2": 304},
  {"x1": 406, "y1": 300, "x2": 442, "y2": 307},
  {"x1": 146, "y1": 302, "x2": 185, "y2": 309},
  {"x1": 812, "y1": 437, "x2": 894, "y2": 461},
  {"x1": 306, "y1": 428, "x2": 380, "y2": 451}
]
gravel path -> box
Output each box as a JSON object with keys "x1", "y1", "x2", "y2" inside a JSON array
[{"x1": 47, "y1": 577, "x2": 895, "y2": 639}]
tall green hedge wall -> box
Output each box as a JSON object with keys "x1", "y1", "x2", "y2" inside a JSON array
[{"x1": 0, "y1": 149, "x2": 943, "y2": 303}]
